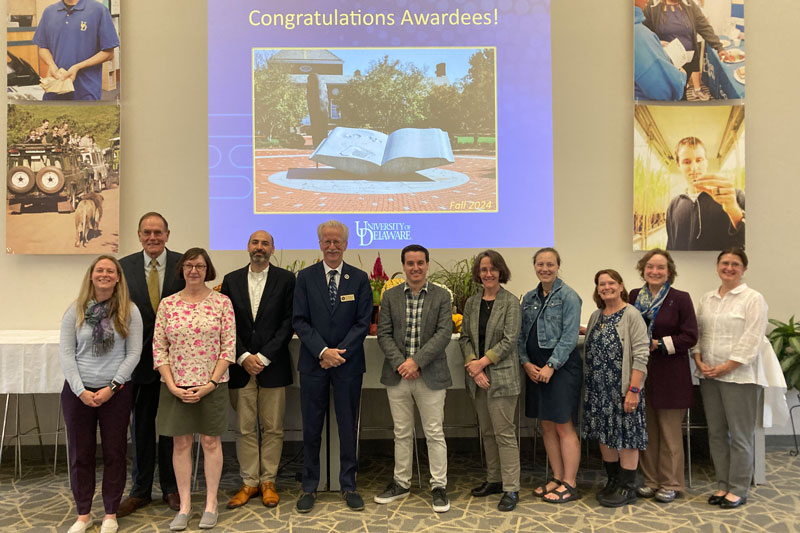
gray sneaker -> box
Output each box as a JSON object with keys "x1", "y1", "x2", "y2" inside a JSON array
[
  {"x1": 636, "y1": 486, "x2": 655, "y2": 498},
  {"x1": 655, "y1": 488, "x2": 678, "y2": 503},
  {"x1": 432, "y1": 487, "x2": 450, "y2": 513},
  {"x1": 169, "y1": 510, "x2": 191, "y2": 531},
  {"x1": 374, "y1": 480, "x2": 410, "y2": 504}
]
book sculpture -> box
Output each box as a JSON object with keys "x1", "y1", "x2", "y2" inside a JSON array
[{"x1": 309, "y1": 127, "x2": 454, "y2": 178}]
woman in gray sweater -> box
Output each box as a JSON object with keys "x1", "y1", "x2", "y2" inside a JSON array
[
  {"x1": 583, "y1": 269, "x2": 650, "y2": 508},
  {"x1": 59, "y1": 255, "x2": 142, "y2": 533}
]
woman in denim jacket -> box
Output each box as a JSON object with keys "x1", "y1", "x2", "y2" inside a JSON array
[{"x1": 519, "y1": 248, "x2": 583, "y2": 503}]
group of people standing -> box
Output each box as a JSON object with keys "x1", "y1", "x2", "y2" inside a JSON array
[{"x1": 57, "y1": 214, "x2": 768, "y2": 532}]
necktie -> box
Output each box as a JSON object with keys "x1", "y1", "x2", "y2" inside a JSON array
[
  {"x1": 328, "y1": 270, "x2": 337, "y2": 308},
  {"x1": 148, "y1": 258, "x2": 160, "y2": 313}
]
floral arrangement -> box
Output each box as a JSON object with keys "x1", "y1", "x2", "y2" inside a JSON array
[{"x1": 369, "y1": 253, "x2": 390, "y2": 306}]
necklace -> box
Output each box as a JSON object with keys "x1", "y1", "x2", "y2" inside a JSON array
[{"x1": 483, "y1": 299, "x2": 494, "y2": 311}]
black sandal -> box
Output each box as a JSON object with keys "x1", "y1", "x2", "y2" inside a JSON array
[
  {"x1": 533, "y1": 478, "x2": 561, "y2": 498},
  {"x1": 544, "y1": 481, "x2": 581, "y2": 503}
]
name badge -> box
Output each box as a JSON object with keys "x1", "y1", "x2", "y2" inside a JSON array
[{"x1": 341, "y1": 294, "x2": 355, "y2": 302}]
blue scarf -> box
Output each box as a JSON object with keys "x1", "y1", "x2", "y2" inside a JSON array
[{"x1": 633, "y1": 282, "x2": 670, "y2": 341}]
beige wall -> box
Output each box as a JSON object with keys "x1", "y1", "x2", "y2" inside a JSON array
[{"x1": 2, "y1": 1, "x2": 799, "y2": 434}]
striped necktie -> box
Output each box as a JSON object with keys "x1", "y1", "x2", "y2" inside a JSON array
[
  {"x1": 328, "y1": 270, "x2": 337, "y2": 308},
  {"x1": 148, "y1": 258, "x2": 160, "y2": 312}
]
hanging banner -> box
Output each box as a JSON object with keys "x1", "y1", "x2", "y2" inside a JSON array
[
  {"x1": 6, "y1": 0, "x2": 121, "y2": 255},
  {"x1": 633, "y1": 0, "x2": 745, "y2": 251}
]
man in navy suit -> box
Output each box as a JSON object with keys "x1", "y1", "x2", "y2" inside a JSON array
[
  {"x1": 221, "y1": 230, "x2": 295, "y2": 509},
  {"x1": 292, "y1": 220, "x2": 372, "y2": 513},
  {"x1": 118, "y1": 212, "x2": 184, "y2": 516}
]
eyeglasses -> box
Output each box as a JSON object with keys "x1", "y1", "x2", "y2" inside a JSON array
[
  {"x1": 320, "y1": 240, "x2": 344, "y2": 247},
  {"x1": 183, "y1": 264, "x2": 207, "y2": 271}
]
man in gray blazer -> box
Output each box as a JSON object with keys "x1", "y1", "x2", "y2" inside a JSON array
[{"x1": 375, "y1": 244, "x2": 453, "y2": 513}]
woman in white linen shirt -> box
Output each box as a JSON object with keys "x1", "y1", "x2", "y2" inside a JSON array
[{"x1": 694, "y1": 247, "x2": 767, "y2": 509}]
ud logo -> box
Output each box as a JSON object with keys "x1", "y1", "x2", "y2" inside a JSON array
[{"x1": 80, "y1": 20, "x2": 87, "y2": 31}]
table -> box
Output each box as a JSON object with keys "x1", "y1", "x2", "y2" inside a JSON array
[
  {"x1": 0, "y1": 330, "x2": 63, "y2": 478},
  {"x1": 704, "y1": 37, "x2": 745, "y2": 100}
]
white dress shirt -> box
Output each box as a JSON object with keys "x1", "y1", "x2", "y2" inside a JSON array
[
  {"x1": 695, "y1": 283, "x2": 768, "y2": 385},
  {"x1": 236, "y1": 264, "x2": 271, "y2": 367}
]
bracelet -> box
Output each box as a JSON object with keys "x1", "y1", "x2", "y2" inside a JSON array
[{"x1": 209, "y1": 379, "x2": 219, "y2": 389}]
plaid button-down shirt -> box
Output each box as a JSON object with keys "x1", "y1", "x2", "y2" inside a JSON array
[{"x1": 403, "y1": 281, "x2": 428, "y2": 359}]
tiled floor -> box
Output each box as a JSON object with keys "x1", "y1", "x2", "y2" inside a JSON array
[{"x1": 1, "y1": 442, "x2": 798, "y2": 532}]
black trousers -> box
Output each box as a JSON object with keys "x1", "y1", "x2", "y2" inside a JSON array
[{"x1": 129, "y1": 380, "x2": 177, "y2": 498}]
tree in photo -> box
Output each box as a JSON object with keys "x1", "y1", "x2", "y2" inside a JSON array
[
  {"x1": 461, "y1": 49, "x2": 496, "y2": 142},
  {"x1": 338, "y1": 56, "x2": 428, "y2": 133},
  {"x1": 423, "y1": 83, "x2": 463, "y2": 144},
  {"x1": 253, "y1": 61, "x2": 306, "y2": 148}
]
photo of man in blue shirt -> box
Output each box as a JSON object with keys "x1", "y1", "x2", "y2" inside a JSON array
[{"x1": 33, "y1": 0, "x2": 120, "y2": 100}]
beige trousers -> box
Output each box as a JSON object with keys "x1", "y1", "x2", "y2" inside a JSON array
[
  {"x1": 474, "y1": 389, "x2": 520, "y2": 492},
  {"x1": 229, "y1": 378, "x2": 286, "y2": 486},
  {"x1": 639, "y1": 399, "x2": 686, "y2": 491},
  {"x1": 386, "y1": 378, "x2": 448, "y2": 489}
]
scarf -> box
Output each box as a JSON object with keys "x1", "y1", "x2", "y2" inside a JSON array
[
  {"x1": 84, "y1": 299, "x2": 115, "y2": 355},
  {"x1": 633, "y1": 282, "x2": 670, "y2": 341}
]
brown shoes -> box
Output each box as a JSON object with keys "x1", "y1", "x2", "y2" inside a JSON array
[
  {"x1": 260, "y1": 481, "x2": 279, "y2": 507},
  {"x1": 116, "y1": 496, "x2": 151, "y2": 518},
  {"x1": 162, "y1": 492, "x2": 181, "y2": 511},
  {"x1": 227, "y1": 484, "x2": 259, "y2": 509}
]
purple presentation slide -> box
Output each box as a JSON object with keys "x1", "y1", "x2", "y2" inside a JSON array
[{"x1": 209, "y1": 0, "x2": 552, "y2": 250}]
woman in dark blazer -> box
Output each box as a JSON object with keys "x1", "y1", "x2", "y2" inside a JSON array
[
  {"x1": 629, "y1": 249, "x2": 697, "y2": 503},
  {"x1": 460, "y1": 250, "x2": 522, "y2": 511}
]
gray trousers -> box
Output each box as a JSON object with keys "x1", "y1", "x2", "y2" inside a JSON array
[
  {"x1": 699, "y1": 379, "x2": 762, "y2": 497},
  {"x1": 474, "y1": 389, "x2": 520, "y2": 492}
]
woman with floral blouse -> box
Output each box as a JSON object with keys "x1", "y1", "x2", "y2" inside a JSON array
[{"x1": 154, "y1": 248, "x2": 235, "y2": 531}]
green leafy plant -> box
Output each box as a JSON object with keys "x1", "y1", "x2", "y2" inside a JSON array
[
  {"x1": 768, "y1": 316, "x2": 800, "y2": 391},
  {"x1": 428, "y1": 257, "x2": 480, "y2": 315}
]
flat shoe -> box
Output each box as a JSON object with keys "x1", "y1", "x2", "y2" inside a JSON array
[
  {"x1": 100, "y1": 517, "x2": 119, "y2": 533},
  {"x1": 708, "y1": 493, "x2": 727, "y2": 505},
  {"x1": 720, "y1": 496, "x2": 747, "y2": 509},
  {"x1": 471, "y1": 481, "x2": 503, "y2": 497},
  {"x1": 67, "y1": 518, "x2": 92, "y2": 533},
  {"x1": 199, "y1": 510, "x2": 218, "y2": 529},
  {"x1": 655, "y1": 489, "x2": 678, "y2": 503},
  {"x1": 636, "y1": 486, "x2": 655, "y2": 498},
  {"x1": 169, "y1": 509, "x2": 191, "y2": 531}
]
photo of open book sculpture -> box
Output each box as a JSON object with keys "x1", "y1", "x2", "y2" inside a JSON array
[{"x1": 308, "y1": 127, "x2": 455, "y2": 178}]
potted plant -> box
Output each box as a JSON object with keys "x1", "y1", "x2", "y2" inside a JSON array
[{"x1": 768, "y1": 316, "x2": 800, "y2": 391}]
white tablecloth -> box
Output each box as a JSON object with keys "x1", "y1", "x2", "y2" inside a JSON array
[{"x1": 0, "y1": 330, "x2": 63, "y2": 394}]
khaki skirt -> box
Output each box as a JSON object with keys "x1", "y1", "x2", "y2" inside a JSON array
[{"x1": 156, "y1": 382, "x2": 229, "y2": 437}]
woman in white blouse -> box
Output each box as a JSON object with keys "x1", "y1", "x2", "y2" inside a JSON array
[{"x1": 694, "y1": 247, "x2": 767, "y2": 509}]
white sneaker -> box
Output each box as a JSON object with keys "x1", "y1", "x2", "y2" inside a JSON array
[
  {"x1": 67, "y1": 517, "x2": 92, "y2": 533},
  {"x1": 100, "y1": 517, "x2": 119, "y2": 533}
]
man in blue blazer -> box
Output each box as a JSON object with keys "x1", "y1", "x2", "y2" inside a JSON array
[
  {"x1": 292, "y1": 220, "x2": 372, "y2": 513},
  {"x1": 118, "y1": 212, "x2": 184, "y2": 516},
  {"x1": 221, "y1": 230, "x2": 295, "y2": 509}
]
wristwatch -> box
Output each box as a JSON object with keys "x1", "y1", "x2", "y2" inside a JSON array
[
  {"x1": 628, "y1": 386, "x2": 640, "y2": 394},
  {"x1": 109, "y1": 380, "x2": 123, "y2": 393},
  {"x1": 546, "y1": 362, "x2": 555, "y2": 369}
]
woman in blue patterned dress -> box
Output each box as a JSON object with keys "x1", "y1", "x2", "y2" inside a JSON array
[{"x1": 583, "y1": 269, "x2": 650, "y2": 507}]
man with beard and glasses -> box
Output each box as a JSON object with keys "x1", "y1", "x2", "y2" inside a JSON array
[{"x1": 221, "y1": 231, "x2": 295, "y2": 509}]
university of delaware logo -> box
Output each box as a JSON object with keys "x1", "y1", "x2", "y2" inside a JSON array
[
  {"x1": 355, "y1": 221, "x2": 412, "y2": 247},
  {"x1": 80, "y1": 21, "x2": 87, "y2": 31}
]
